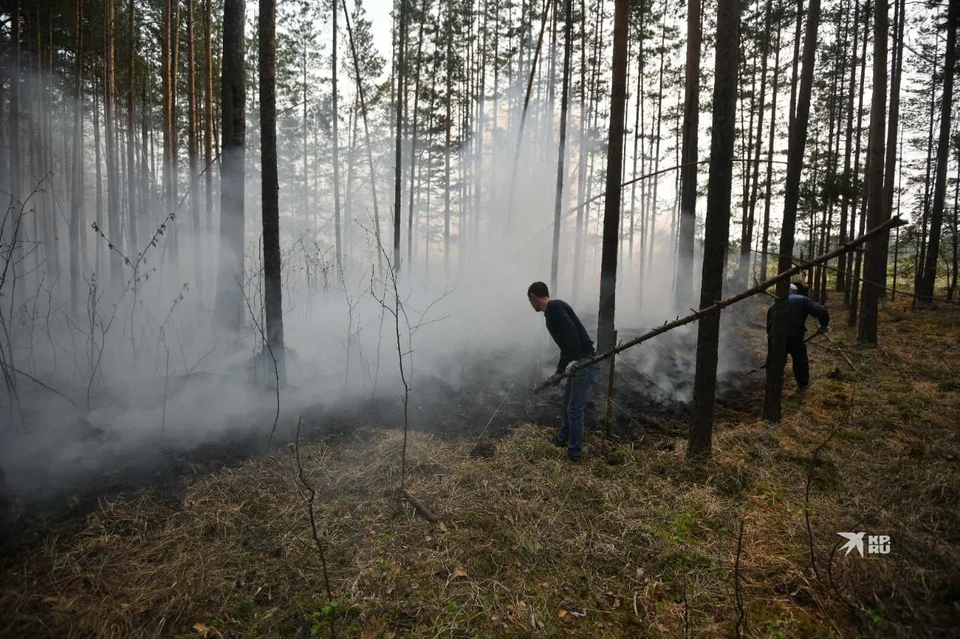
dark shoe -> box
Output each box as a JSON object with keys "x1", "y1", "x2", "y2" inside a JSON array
[
  {"x1": 553, "y1": 436, "x2": 568, "y2": 448},
  {"x1": 567, "y1": 455, "x2": 581, "y2": 463},
  {"x1": 798, "y1": 383, "x2": 810, "y2": 392}
]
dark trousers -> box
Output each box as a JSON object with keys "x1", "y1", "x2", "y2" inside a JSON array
[{"x1": 784, "y1": 336, "x2": 810, "y2": 388}]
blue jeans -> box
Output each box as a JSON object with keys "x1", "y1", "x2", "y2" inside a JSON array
[{"x1": 555, "y1": 362, "x2": 599, "y2": 459}]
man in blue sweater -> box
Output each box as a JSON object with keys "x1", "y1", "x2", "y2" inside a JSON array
[
  {"x1": 767, "y1": 282, "x2": 831, "y2": 390},
  {"x1": 528, "y1": 281, "x2": 598, "y2": 462}
]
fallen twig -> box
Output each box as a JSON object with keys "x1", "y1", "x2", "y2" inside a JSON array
[
  {"x1": 805, "y1": 388, "x2": 857, "y2": 584},
  {"x1": 401, "y1": 487, "x2": 439, "y2": 523},
  {"x1": 734, "y1": 519, "x2": 746, "y2": 638},
  {"x1": 294, "y1": 416, "x2": 337, "y2": 639}
]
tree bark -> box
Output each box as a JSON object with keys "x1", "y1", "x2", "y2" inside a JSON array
[
  {"x1": 737, "y1": 0, "x2": 772, "y2": 290},
  {"x1": 763, "y1": 0, "x2": 822, "y2": 422},
  {"x1": 214, "y1": 0, "x2": 246, "y2": 331},
  {"x1": 394, "y1": 0, "x2": 407, "y2": 267},
  {"x1": 918, "y1": 0, "x2": 957, "y2": 303},
  {"x1": 188, "y1": 0, "x2": 200, "y2": 291},
  {"x1": 675, "y1": 0, "x2": 701, "y2": 309},
  {"x1": 846, "y1": 0, "x2": 870, "y2": 310},
  {"x1": 204, "y1": 0, "x2": 214, "y2": 276},
  {"x1": 127, "y1": 0, "x2": 138, "y2": 262},
  {"x1": 837, "y1": 0, "x2": 859, "y2": 292},
  {"x1": 343, "y1": 0, "x2": 382, "y2": 264},
  {"x1": 760, "y1": 14, "x2": 782, "y2": 281},
  {"x1": 333, "y1": 0, "x2": 343, "y2": 268},
  {"x1": 856, "y1": 0, "x2": 888, "y2": 343},
  {"x1": 407, "y1": 0, "x2": 428, "y2": 266},
  {"x1": 878, "y1": 0, "x2": 904, "y2": 298},
  {"x1": 595, "y1": 0, "x2": 629, "y2": 352},
  {"x1": 104, "y1": 0, "x2": 122, "y2": 284},
  {"x1": 259, "y1": 0, "x2": 286, "y2": 381},
  {"x1": 70, "y1": 0, "x2": 84, "y2": 316},
  {"x1": 550, "y1": 0, "x2": 573, "y2": 293},
  {"x1": 688, "y1": 0, "x2": 739, "y2": 458}
]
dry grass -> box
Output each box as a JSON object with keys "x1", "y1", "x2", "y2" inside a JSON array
[{"x1": 1, "y1": 297, "x2": 958, "y2": 638}]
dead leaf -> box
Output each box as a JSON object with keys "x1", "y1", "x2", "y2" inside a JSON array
[
  {"x1": 438, "y1": 522, "x2": 448, "y2": 532},
  {"x1": 192, "y1": 622, "x2": 222, "y2": 638},
  {"x1": 557, "y1": 609, "x2": 568, "y2": 619},
  {"x1": 41, "y1": 596, "x2": 76, "y2": 611},
  {"x1": 452, "y1": 566, "x2": 468, "y2": 579},
  {"x1": 260, "y1": 606, "x2": 280, "y2": 620}
]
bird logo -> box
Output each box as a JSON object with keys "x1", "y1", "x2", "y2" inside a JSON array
[{"x1": 837, "y1": 532, "x2": 866, "y2": 557}]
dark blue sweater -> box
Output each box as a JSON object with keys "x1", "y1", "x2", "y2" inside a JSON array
[
  {"x1": 544, "y1": 299, "x2": 595, "y2": 374},
  {"x1": 767, "y1": 294, "x2": 830, "y2": 338}
]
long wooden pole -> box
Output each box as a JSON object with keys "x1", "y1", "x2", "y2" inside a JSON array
[{"x1": 534, "y1": 215, "x2": 905, "y2": 392}]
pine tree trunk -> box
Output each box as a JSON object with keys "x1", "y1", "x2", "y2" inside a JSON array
[
  {"x1": 763, "y1": 0, "x2": 822, "y2": 422},
  {"x1": 169, "y1": 0, "x2": 181, "y2": 261},
  {"x1": 571, "y1": 0, "x2": 589, "y2": 303},
  {"x1": 846, "y1": 0, "x2": 870, "y2": 310},
  {"x1": 333, "y1": 0, "x2": 343, "y2": 268},
  {"x1": 10, "y1": 0, "x2": 21, "y2": 213},
  {"x1": 628, "y1": 33, "x2": 642, "y2": 268},
  {"x1": 70, "y1": 0, "x2": 84, "y2": 316},
  {"x1": 104, "y1": 0, "x2": 122, "y2": 285},
  {"x1": 837, "y1": 0, "x2": 859, "y2": 292},
  {"x1": 950, "y1": 144, "x2": 960, "y2": 300},
  {"x1": 259, "y1": 0, "x2": 286, "y2": 381},
  {"x1": 949, "y1": 144, "x2": 959, "y2": 300},
  {"x1": 343, "y1": 0, "x2": 382, "y2": 262},
  {"x1": 443, "y1": 0, "x2": 453, "y2": 275},
  {"x1": 675, "y1": 0, "x2": 701, "y2": 309},
  {"x1": 549, "y1": 0, "x2": 573, "y2": 293},
  {"x1": 345, "y1": 94, "x2": 359, "y2": 263},
  {"x1": 760, "y1": 21, "x2": 782, "y2": 281},
  {"x1": 94, "y1": 77, "x2": 104, "y2": 276},
  {"x1": 595, "y1": 0, "x2": 629, "y2": 352},
  {"x1": 127, "y1": 0, "x2": 138, "y2": 262},
  {"x1": 214, "y1": 0, "x2": 246, "y2": 331},
  {"x1": 204, "y1": 0, "x2": 214, "y2": 275},
  {"x1": 394, "y1": 0, "x2": 407, "y2": 267},
  {"x1": 738, "y1": 0, "x2": 772, "y2": 290},
  {"x1": 188, "y1": 0, "x2": 201, "y2": 291},
  {"x1": 788, "y1": 0, "x2": 803, "y2": 131},
  {"x1": 505, "y1": 0, "x2": 551, "y2": 232},
  {"x1": 688, "y1": 0, "x2": 739, "y2": 458},
  {"x1": 918, "y1": 0, "x2": 957, "y2": 303},
  {"x1": 473, "y1": 0, "x2": 486, "y2": 253},
  {"x1": 856, "y1": 0, "x2": 888, "y2": 343},
  {"x1": 878, "y1": 0, "x2": 904, "y2": 297},
  {"x1": 162, "y1": 0, "x2": 172, "y2": 249},
  {"x1": 407, "y1": 0, "x2": 428, "y2": 266},
  {"x1": 645, "y1": 20, "x2": 665, "y2": 283}
]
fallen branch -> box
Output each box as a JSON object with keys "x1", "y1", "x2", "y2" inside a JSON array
[
  {"x1": 535, "y1": 216, "x2": 905, "y2": 392},
  {"x1": 804, "y1": 388, "x2": 857, "y2": 584},
  {"x1": 401, "y1": 487, "x2": 439, "y2": 523},
  {"x1": 0, "y1": 360, "x2": 79, "y2": 408},
  {"x1": 734, "y1": 519, "x2": 746, "y2": 638},
  {"x1": 294, "y1": 416, "x2": 337, "y2": 639}
]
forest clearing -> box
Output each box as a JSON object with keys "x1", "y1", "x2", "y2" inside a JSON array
[{"x1": 1, "y1": 295, "x2": 958, "y2": 637}]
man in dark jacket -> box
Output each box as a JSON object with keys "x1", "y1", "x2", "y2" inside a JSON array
[
  {"x1": 528, "y1": 281, "x2": 598, "y2": 462},
  {"x1": 767, "y1": 282, "x2": 830, "y2": 390}
]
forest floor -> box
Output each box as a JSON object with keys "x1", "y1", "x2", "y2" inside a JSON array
[{"x1": 1, "y1": 295, "x2": 958, "y2": 638}]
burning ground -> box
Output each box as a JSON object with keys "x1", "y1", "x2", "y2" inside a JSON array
[{"x1": 1, "y1": 296, "x2": 958, "y2": 637}]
